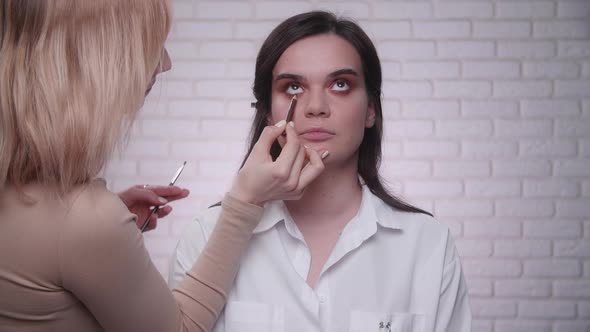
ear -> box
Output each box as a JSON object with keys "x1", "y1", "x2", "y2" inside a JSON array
[{"x1": 365, "y1": 101, "x2": 376, "y2": 128}]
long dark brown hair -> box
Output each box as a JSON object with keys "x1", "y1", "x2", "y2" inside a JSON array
[{"x1": 234, "y1": 11, "x2": 431, "y2": 216}]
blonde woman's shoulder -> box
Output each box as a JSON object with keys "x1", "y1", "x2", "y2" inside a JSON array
[{"x1": 62, "y1": 179, "x2": 136, "y2": 239}]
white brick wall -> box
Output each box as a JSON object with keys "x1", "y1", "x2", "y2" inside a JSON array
[{"x1": 103, "y1": 1, "x2": 590, "y2": 330}]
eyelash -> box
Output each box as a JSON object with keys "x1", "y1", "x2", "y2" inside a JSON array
[
  {"x1": 285, "y1": 82, "x2": 303, "y2": 95},
  {"x1": 283, "y1": 78, "x2": 352, "y2": 95},
  {"x1": 332, "y1": 79, "x2": 350, "y2": 92}
]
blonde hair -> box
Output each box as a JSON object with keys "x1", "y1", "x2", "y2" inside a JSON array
[{"x1": 0, "y1": 0, "x2": 171, "y2": 196}]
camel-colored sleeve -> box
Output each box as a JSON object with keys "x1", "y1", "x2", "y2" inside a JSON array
[
  {"x1": 172, "y1": 193, "x2": 262, "y2": 331},
  {"x1": 59, "y1": 183, "x2": 262, "y2": 332}
]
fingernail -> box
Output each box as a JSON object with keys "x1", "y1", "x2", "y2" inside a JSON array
[
  {"x1": 275, "y1": 120, "x2": 286, "y2": 127},
  {"x1": 288, "y1": 121, "x2": 295, "y2": 127},
  {"x1": 321, "y1": 151, "x2": 330, "y2": 159},
  {"x1": 158, "y1": 197, "x2": 168, "y2": 204}
]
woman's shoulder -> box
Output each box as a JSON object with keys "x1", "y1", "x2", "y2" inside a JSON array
[
  {"x1": 372, "y1": 196, "x2": 450, "y2": 239},
  {"x1": 66, "y1": 179, "x2": 124, "y2": 212},
  {"x1": 62, "y1": 179, "x2": 135, "y2": 237}
]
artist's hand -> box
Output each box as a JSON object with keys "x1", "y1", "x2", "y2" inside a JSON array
[
  {"x1": 229, "y1": 120, "x2": 327, "y2": 206},
  {"x1": 118, "y1": 185, "x2": 189, "y2": 231}
]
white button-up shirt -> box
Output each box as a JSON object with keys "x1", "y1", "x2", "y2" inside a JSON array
[{"x1": 169, "y1": 185, "x2": 471, "y2": 332}]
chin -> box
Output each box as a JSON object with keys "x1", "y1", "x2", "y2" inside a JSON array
[{"x1": 304, "y1": 142, "x2": 328, "y2": 152}]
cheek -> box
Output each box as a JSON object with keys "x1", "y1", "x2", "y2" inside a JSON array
[
  {"x1": 268, "y1": 101, "x2": 280, "y2": 125},
  {"x1": 338, "y1": 102, "x2": 372, "y2": 142},
  {"x1": 333, "y1": 93, "x2": 370, "y2": 123},
  {"x1": 266, "y1": 113, "x2": 278, "y2": 125},
  {"x1": 269, "y1": 94, "x2": 291, "y2": 123}
]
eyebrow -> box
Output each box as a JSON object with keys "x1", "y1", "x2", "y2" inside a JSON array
[
  {"x1": 274, "y1": 68, "x2": 359, "y2": 82},
  {"x1": 327, "y1": 68, "x2": 359, "y2": 78},
  {"x1": 275, "y1": 73, "x2": 304, "y2": 81}
]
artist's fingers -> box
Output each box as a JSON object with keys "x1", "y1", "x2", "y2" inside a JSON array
[
  {"x1": 252, "y1": 121, "x2": 287, "y2": 156},
  {"x1": 298, "y1": 148, "x2": 327, "y2": 189},
  {"x1": 274, "y1": 123, "x2": 301, "y2": 166},
  {"x1": 156, "y1": 205, "x2": 173, "y2": 218}
]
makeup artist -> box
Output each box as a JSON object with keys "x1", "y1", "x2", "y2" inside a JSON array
[{"x1": 0, "y1": 1, "x2": 325, "y2": 331}]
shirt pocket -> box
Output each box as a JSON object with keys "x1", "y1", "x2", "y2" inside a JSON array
[
  {"x1": 224, "y1": 300, "x2": 285, "y2": 332},
  {"x1": 349, "y1": 310, "x2": 425, "y2": 332}
]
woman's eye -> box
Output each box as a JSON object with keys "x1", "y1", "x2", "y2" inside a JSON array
[
  {"x1": 286, "y1": 83, "x2": 303, "y2": 95},
  {"x1": 332, "y1": 80, "x2": 350, "y2": 92}
]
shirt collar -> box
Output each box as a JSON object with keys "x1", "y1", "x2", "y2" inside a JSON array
[
  {"x1": 252, "y1": 179, "x2": 409, "y2": 234},
  {"x1": 344, "y1": 184, "x2": 406, "y2": 239},
  {"x1": 252, "y1": 199, "x2": 288, "y2": 234},
  {"x1": 369, "y1": 187, "x2": 409, "y2": 231}
]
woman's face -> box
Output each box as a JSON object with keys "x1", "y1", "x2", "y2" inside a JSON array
[
  {"x1": 145, "y1": 48, "x2": 172, "y2": 96},
  {"x1": 269, "y1": 34, "x2": 375, "y2": 166}
]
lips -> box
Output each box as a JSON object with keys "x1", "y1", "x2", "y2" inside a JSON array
[{"x1": 299, "y1": 128, "x2": 335, "y2": 141}]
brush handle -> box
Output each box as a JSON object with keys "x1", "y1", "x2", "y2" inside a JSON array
[{"x1": 140, "y1": 206, "x2": 160, "y2": 232}]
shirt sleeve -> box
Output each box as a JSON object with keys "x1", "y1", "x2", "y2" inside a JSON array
[
  {"x1": 169, "y1": 193, "x2": 261, "y2": 289},
  {"x1": 59, "y1": 185, "x2": 262, "y2": 332},
  {"x1": 434, "y1": 232, "x2": 472, "y2": 332},
  {"x1": 168, "y1": 214, "x2": 209, "y2": 290}
]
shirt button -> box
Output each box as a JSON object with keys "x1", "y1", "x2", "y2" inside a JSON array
[{"x1": 318, "y1": 295, "x2": 327, "y2": 303}]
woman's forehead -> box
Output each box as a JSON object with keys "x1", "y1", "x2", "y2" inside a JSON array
[{"x1": 272, "y1": 34, "x2": 363, "y2": 78}]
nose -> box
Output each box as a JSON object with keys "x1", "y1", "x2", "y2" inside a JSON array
[
  {"x1": 304, "y1": 89, "x2": 330, "y2": 118},
  {"x1": 157, "y1": 48, "x2": 172, "y2": 74}
]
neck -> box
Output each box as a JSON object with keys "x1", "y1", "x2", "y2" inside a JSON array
[{"x1": 286, "y1": 158, "x2": 363, "y2": 222}]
